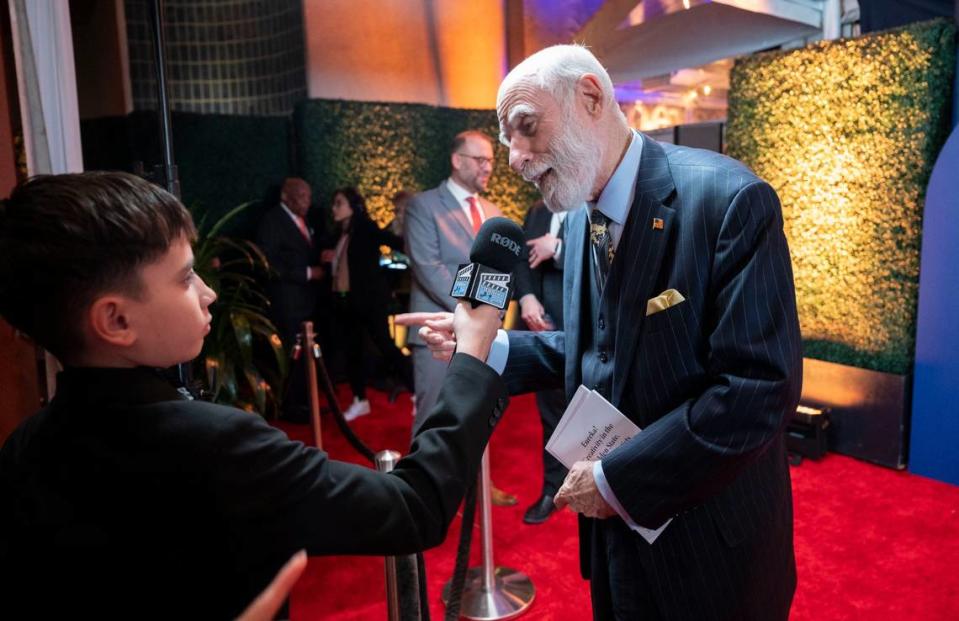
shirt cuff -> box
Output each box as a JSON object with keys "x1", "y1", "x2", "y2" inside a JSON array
[
  {"x1": 484, "y1": 329, "x2": 509, "y2": 375},
  {"x1": 553, "y1": 239, "x2": 563, "y2": 262},
  {"x1": 306, "y1": 266, "x2": 312, "y2": 280},
  {"x1": 593, "y1": 461, "x2": 672, "y2": 543},
  {"x1": 593, "y1": 461, "x2": 636, "y2": 526}
]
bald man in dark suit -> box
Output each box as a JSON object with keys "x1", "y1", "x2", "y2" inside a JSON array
[
  {"x1": 420, "y1": 45, "x2": 802, "y2": 621},
  {"x1": 497, "y1": 44, "x2": 802, "y2": 621}
]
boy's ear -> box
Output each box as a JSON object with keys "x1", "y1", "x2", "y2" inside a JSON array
[{"x1": 88, "y1": 295, "x2": 137, "y2": 348}]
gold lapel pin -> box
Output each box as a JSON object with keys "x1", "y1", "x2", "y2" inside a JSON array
[{"x1": 652, "y1": 217, "x2": 664, "y2": 230}]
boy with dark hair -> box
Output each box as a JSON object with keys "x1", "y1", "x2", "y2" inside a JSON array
[{"x1": 0, "y1": 172, "x2": 507, "y2": 619}]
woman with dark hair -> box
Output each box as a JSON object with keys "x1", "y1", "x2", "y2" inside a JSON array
[{"x1": 326, "y1": 187, "x2": 414, "y2": 420}]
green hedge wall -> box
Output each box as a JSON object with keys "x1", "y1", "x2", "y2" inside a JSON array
[
  {"x1": 81, "y1": 101, "x2": 541, "y2": 235},
  {"x1": 80, "y1": 111, "x2": 292, "y2": 237},
  {"x1": 294, "y1": 99, "x2": 540, "y2": 225},
  {"x1": 727, "y1": 19, "x2": 956, "y2": 375}
]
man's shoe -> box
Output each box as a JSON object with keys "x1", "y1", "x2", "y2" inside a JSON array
[
  {"x1": 522, "y1": 494, "x2": 556, "y2": 524},
  {"x1": 490, "y1": 485, "x2": 518, "y2": 507},
  {"x1": 343, "y1": 398, "x2": 371, "y2": 422}
]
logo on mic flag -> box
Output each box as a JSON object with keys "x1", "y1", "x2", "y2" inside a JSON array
[
  {"x1": 475, "y1": 273, "x2": 510, "y2": 308},
  {"x1": 451, "y1": 264, "x2": 474, "y2": 298}
]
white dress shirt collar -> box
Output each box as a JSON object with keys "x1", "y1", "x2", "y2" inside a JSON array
[
  {"x1": 594, "y1": 130, "x2": 643, "y2": 226},
  {"x1": 446, "y1": 178, "x2": 483, "y2": 226},
  {"x1": 586, "y1": 130, "x2": 644, "y2": 249},
  {"x1": 446, "y1": 177, "x2": 478, "y2": 207}
]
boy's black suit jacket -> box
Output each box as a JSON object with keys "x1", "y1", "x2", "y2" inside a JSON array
[{"x1": 0, "y1": 354, "x2": 506, "y2": 619}]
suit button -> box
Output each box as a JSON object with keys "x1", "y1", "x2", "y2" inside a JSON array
[
  {"x1": 599, "y1": 351, "x2": 608, "y2": 363},
  {"x1": 598, "y1": 316, "x2": 605, "y2": 330},
  {"x1": 488, "y1": 415, "x2": 498, "y2": 426}
]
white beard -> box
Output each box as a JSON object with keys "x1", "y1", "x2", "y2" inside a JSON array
[{"x1": 526, "y1": 109, "x2": 604, "y2": 213}]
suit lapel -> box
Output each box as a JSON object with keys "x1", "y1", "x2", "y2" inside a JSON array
[
  {"x1": 563, "y1": 206, "x2": 588, "y2": 401},
  {"x1": 612, "y1": 135, "x2": 676, "y2": 407},
  {"x1": 437, "y1": 182, "x2": 475, "y2": 241}
]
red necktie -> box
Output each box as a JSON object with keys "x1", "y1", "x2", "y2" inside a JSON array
[
  {"x1": 466, "y1": 196, "x2": 483, "y2": 234},
  {"x1": 294, "y1": 215, "x2": 312, "y2": 245}
]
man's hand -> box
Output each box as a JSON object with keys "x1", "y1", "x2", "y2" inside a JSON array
[
  {"x1": 235, "y1": 550, "x2": 307, "y2": 621},
  {"x1": 396, "y1": 304, "x2": 502, "y2": 362},
  {"x1": 554, "y1": 461, "x2": 617, "y2": 519},
  {"x1": 526, "y1": 233, "x2": 558, "y2": 268},
  {"x1": 395, "y1": 311, "x2": 456, "y2": 361},
  {"x1": 519, "y1": 294, "x2": 552, "y2": 332},
  {"x1": 308, "y1": 265, "x2": 325, "y2": 280},
  {"x1": 320, "y1": 249, "x2": 336, "y2": 263}
]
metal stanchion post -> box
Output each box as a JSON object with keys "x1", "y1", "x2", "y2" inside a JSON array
[
  {"x1": 442, "y1": 448, "x2": 534, "y2": 620},
  {"x1": 376, "y1": 450, "x2": 423, "y2": 621},
  {"x1": 301, "y1": 321, "x2": 323, "y2": 450}
]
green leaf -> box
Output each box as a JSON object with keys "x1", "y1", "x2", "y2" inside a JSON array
[
  {"x1": 205, "y1": 201, "x2": 256, "y2": 238},
  {"x1": 252, "y1": 323, "x2": 289, "y2": 380},
  {"x1": 230, "y1": 312, "x2": 254, "y2": 368},
  {"x1": 242, "y1": 367, "x2": 267, "y2": 415},
  {"x1": 220, "y1": 358, "x2": 238, "y2": 404}
]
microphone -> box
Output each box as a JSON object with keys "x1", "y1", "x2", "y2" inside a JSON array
[{"x1": 450, "y1": 216, "x2": 526, "y2": 309}]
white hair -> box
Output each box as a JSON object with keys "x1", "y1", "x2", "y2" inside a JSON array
[{"x1": 497, "y1": 44, "x2": 623, "y2": 120}]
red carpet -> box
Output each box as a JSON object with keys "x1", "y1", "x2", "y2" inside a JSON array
[{"x1": 277, "y1": 387, "x2": 959, "y2": 620}]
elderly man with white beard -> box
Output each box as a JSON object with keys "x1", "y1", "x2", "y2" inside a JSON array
[{"x1": 403, "y1": 44, "x2": 803, "y2": 621}]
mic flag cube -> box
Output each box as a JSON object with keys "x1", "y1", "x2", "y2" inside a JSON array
[{"x1": 450, "y1": 263, "x2": 514, "y2": 310}]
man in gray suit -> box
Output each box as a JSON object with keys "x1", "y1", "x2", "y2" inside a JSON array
[
  {"x1": 404, "y1": 130, "x2": 503, "y2": 429},
  {"x1": 404, "y1": 130, "x2": 517, "y2": 506},
  {"x1": 414, "y1": 45, "x2": 802, "y2": 620}
]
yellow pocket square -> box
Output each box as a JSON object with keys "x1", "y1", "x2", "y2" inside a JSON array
[{"x1": 646, "y1": 289, "x2": 686, "y2": 316}]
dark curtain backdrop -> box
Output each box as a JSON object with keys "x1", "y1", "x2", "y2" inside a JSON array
[{"x1": 80, "y1": 111, "x2": 293, "y2": 238}]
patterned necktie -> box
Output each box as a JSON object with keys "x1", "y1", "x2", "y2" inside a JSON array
[
  {"x1": 589, "y1": 208, "x2": 614, "y2": 291},
  {"x1": 466, "y1": 196, "x2": 483, "y2": 234}
]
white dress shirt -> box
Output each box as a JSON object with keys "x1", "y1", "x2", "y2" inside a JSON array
[{"x1": 446, "y1": 178, "x2": 484, "y2": 230}]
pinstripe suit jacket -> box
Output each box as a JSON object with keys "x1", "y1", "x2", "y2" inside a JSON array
[{"x1": 504, "y1": 135, "x2": 802, "y2": 619}]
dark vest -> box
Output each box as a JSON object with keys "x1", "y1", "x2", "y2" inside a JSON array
[
  {"x1": 578, "y1": 210, "x2": 644, "y2": 423},
  {"x1": 580, "y1": 233, "x2": 624, "y2": 402}
]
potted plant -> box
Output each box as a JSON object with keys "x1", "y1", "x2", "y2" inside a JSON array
[{"x1": 192, "y1": 202, "x2": 287, "y2": 417}]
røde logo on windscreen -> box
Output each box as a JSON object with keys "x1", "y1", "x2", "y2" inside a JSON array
[{"x1": 490, "y1": 233, "x2": 522, "y2": 256}]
